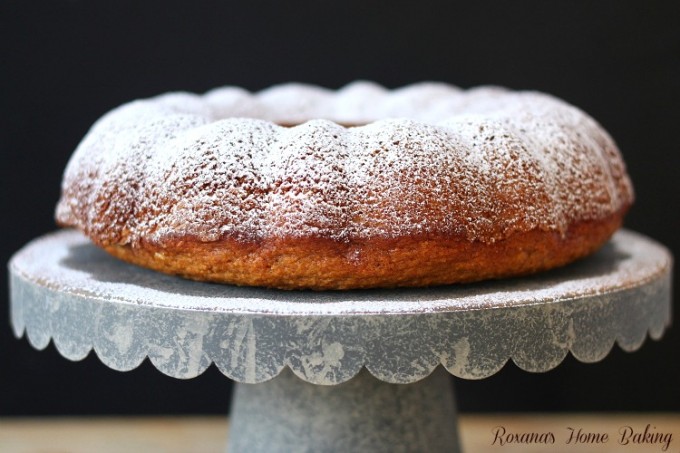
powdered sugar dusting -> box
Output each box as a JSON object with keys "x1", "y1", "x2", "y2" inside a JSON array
[{"x1": 56, "y1": 82, "x2": 634, "y2": 246}]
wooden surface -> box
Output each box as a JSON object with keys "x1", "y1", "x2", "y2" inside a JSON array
[{"x1": 0, "y1": 414, "x2": 679, "y2": 452}]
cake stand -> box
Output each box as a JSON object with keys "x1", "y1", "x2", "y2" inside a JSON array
[{"x1": 9, "y1": 229, "x2": 672, "y2": 453}]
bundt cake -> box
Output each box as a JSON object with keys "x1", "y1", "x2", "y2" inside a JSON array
[{"x1": 56, "y1": 82, "x2": 634, "y2": 290}]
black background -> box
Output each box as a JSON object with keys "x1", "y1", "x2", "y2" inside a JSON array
[{"x1": 1, "y1": 0, "x2": 678, "y2": 416}]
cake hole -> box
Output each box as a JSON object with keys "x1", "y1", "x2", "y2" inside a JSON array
[{"x1": 275, "y1": 121, "x2": 368, "y2": 128}]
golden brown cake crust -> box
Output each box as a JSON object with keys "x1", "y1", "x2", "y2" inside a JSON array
[
  {"x1": 56, "y1": 82, "x2": 635, "y2": 290},
  {"x1": 98, "y1": 209, "x2": 628, "y2": 290}
]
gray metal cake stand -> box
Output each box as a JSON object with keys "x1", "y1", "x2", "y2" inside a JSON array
[{"x1": 9, "y1": 229, "x2": 672, "y2": 453}]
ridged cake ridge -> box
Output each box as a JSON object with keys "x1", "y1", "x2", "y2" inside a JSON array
[{"x1": 56, "y1": 82, "x2": 633, "y2": 249}]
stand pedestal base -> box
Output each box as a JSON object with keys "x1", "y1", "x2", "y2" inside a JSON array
[{"x1": 228, "y1": 367, "x2": 460, "y2": 453}]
